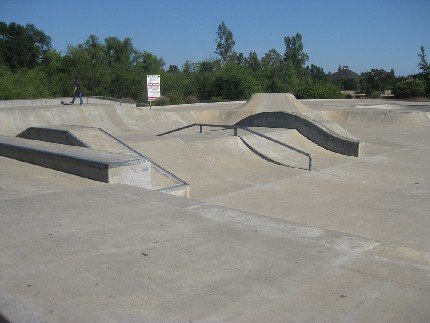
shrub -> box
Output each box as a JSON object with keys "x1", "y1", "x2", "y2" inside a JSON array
[
  {"x1": 0, "y1": 66, "x2": 52, "y2": 99},
  {"x1": 166, "y1": 90, "x2": 185, "y2": 105},
  {"x1": 315, "y1": 82, "x2": 342, "y2": 99},
  {"x1": 296, "y1": 85, "x2": 317, "y2": 99},
  {"x1": 185, "y1": 95, "x2": 198, "y2": 104},
  {"x1": 121, "y1": 97, "x2": 135, "y2": 103},
  {"x1": 151, "y1": 96, "x2": 170, "y2": 106},
  {"x1": 210, "y1": 96, "x2": 224, "y2": 102},
  {"x1": 296, "y1": 81, "x2": 342, "y2": 99},
  {"x1": 371, "y1": 91, "x2": 382, "y2": 98},
  {"x1": 393, "y1": 80, "x2": 425, "y2": 98}
]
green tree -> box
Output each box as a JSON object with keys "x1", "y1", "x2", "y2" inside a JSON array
[
  {"x1": 360, "y1": 69, "x2": 396, "y2": 95},
  {"x1": 0, "y1": 20, "x2": 348, "y2": 101},
  {"x1": 135, "y1": 51, "x2": 164, "y2": 74},
  {"x1": 0, "y1": 21, "x2": 52, "y2": 71},
  {"x1": 283, "y1": 33, "x2": 309, "y2": 76},
  {"x1": 393, "y1": 79, "x2": 425, "y2": 98},
  {"x1": 64, "y1": 35, "x2": 110, "y2": 96},
  {"x1": 167, "y1": 65, "x2": 180, "y2": 73},
  {"x1": 0, "y1": 66, "x2": 51, "y2": 99},
  {"x1": 210, "y1": 64, "x2": 262, "y2": 100},
  {"x1": 261, "y1": 49, "x2": 283, "y2": 68},
  {"x1": 215, "y1": 21, "x2": 236, "y2": 63},
  {"x1": 199, "y1": 60, "x2": 219, "y2": 73},
  {"x1": 259, "y1": 49, "x2": 284, "y2": 92},
  {"x1": 418, "y1": 46, "x2": 429, "y2": 74},
  {"x1": 105, "y1": 36, "x2": 136, "y2": 67},
  {"x1": 234, "y1": 52, "x2": 246, "y2": 66},
  {"x1": 417, "y1": 46, "x2": 430, "y2": 96},
  {"x1": 182, "y1": 60, "x2": 199, "y2": 74},
  {"x1": 306, "y1": 64, "x2": 326, "y2": 81},
  {"x1": 246, "y1": 51, "x2": 260, "y2": 72},
  {"x1": 338, "y1": 77, "x2": 360, "y2": 91},
  {"x1": 41, "y1": 49, "x2": 69, "y2": 96}
]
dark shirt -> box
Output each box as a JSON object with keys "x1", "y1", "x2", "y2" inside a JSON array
[{"x1": 74, "y1": 80, "x2": 81, "y2": 92}]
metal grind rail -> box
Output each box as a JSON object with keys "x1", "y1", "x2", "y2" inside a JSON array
[
  {"x1": 96, "y1": 128, "x2": 190, "y2": 193},
  {"x1": 86, "y1": 96, "x2": 126, "y2": 106},
  {"x1": 157, "y1": 123, "x2": 312, "y2": 171}
]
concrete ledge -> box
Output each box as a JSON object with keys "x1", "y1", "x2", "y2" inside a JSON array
[
  {"x1": 236, "y1": 112, "x2": 364, "y2": 157},
  {"x1": 0, "y1": 135, "x2": 151, "y2": 187}
]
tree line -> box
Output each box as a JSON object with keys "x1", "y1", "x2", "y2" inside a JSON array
[{"x1": 0, "y1": 21, "x2": 429, "y2": 103}]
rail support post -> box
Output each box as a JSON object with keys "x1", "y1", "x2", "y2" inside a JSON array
[
  {"x1": 234, "y1": 127, "x2": 237, "y2": 136},
  {"x1": 199, "y1": 125, "x2": 203, "y2": 133}
]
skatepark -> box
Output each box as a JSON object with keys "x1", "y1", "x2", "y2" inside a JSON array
[{"x1": 0, "y1": 94, "x2": 429, "y2": 321}]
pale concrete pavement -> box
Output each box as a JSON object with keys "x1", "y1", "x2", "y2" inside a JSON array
[{"x1": 0, "y1": 96, "x2": 429, "y2": 321}]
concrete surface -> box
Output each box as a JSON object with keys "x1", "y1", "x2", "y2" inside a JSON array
[{"x1": 0, "y1": 95, "x2": 429, "y2": 321}]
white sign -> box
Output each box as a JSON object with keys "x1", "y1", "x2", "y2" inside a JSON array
[{"x1": 147, "y1": 75, "x2": 161, "y2": 101}]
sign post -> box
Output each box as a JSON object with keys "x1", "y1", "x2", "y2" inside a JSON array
[{"x1": 147, "y1": 75, "x2": 160, "y2": 110}]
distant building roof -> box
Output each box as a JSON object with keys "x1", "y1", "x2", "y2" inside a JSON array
[{"x1": 328, "y1": 66, "x2": 359, "y2": 82}]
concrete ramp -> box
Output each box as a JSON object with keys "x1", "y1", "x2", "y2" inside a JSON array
[
  {"x1": 238, "y1": 93, "x2": 318, "y2": 116},
  {"x1": 130, "y1": 135, "x2": 304, "y2": 199},
  {"x1": 0, "y1": 104, "x2": 129, "y2": 136},
  {"x1": 0, "y1": 95, "x2": 364, "y2": 159},
  {"x1": 215, "y1": 93, "x2": 365, "y2": 157},
  {"x1": 322, "y1": 109, "x2": 430, "y2": 127},
  {"x1": 239, "y1": 129, "x2": 354, "y2": 170},
  {"x1": 17, "y1": 125, "x2": 190, "y2": 197}
]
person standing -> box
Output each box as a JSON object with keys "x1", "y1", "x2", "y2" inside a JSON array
[{"x1": 70, "y1": 76, "x2": 83, "y2": 105}]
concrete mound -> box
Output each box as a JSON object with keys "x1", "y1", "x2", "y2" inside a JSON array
[{"x1": 233, "y1": 94, "x2": 364, "y2": 156}]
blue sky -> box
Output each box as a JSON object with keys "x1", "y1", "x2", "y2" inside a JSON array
[{"x1": 1, "y1": 0, "x2": 429, "y2": 75}]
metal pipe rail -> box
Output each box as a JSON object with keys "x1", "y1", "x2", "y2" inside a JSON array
[
  {"x1": 239, "y1": 126, "x2": 312, "y2": 171},
  {"x1": 96, "y1": 128, "x2": 189, "y2": 187},
  {"x1": 86, "y1": 96, "x2": 125, "y2": 106},
  {"x1": 157, "y1": 123, "x2": 312, "y2": 171}
]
